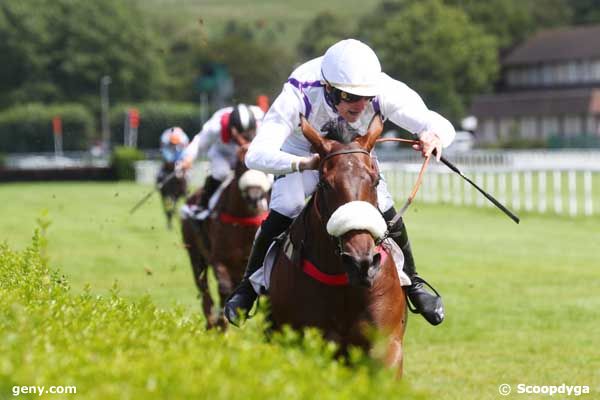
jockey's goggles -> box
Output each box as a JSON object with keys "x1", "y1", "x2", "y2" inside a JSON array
[{"x1": 338, "y1": 90, "x2": 375, "y2": 103}]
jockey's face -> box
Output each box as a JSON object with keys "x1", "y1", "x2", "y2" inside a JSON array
[{"x1": 336, "y1": 96, "x2": 371, "y2": 123}]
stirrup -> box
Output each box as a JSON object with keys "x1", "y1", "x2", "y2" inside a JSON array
[
  {"x1": 406, "y1": 275, "x2": 441, "y2": 314},
  {"x1": 224, "y1": 286, "x2": 259, "y2": 327}
]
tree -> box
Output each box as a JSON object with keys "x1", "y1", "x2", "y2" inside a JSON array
[
  {"x1": 0, "y1": 0, "x2": 168, "y2": 110},
  {"x1": 208, "y1": 29, "x2": 294, "y2": 104},
  {"x1": 570, "y1": 0, "x2": 600, "y2": 25},
  {"x1": 366, "y1": 0, "x2": 499, "y2": 122},
  {"x1": 443, "y1": 0, "x2": 572, "y2": 50},
  {"x1": 297, "y1": 11, "x2": 354, "y2": 60}
]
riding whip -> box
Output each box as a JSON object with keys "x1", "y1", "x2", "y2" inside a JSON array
[
  {"x1": 129, "y1": 170, "x2": 177, "y2": 215},
  {"x1": 376, "y1": 138, "x2": 520, "y2": 224}
]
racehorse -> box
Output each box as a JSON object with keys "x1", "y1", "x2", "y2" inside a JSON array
[
  {"x1": 181, "y1": 137, "x2": 270, "y2": 329},
  {"x1": 268, "y1": 113, "x2": 407, "y2": 376},
  {"x1": 157, "y1": 161, "x2": 187, "y2": 229}
]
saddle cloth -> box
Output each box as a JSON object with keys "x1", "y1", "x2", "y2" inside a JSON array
[
  {"x1": 250, "y1": 236, "x2": 411, "y2": 294},
  {"x1": 180, "y1": 173, "x2": 235, "y2": 220}
]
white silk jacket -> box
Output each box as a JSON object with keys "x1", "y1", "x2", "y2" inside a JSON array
[
  {"x1": 184, "y1": 105, "x2": 264, "y2": 162},
  {"x1": 246, "y1": 56, "x2": 456, "y2": 175}
]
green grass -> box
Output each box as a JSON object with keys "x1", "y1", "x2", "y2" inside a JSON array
[
  {"x1": 0, "y1": 182, "x2": 197, "y2": 309},
  {"x1": 1, "y1": 182, "x2": 599, "y2": 399}
]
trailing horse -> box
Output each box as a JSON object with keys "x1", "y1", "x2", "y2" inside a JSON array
[
  {"x1": 157, "y1": 161, "x2": 187, "y2": 229},
  {"x1": 267, "y1": 114, "x2": 407, "y2": 376},
  {"x1": 181, "y1": 147, "x2": 270, "y2": 329}
]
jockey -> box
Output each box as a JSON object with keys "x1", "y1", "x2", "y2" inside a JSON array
[
  {"x1": 180, "y1": 104, "x2": 265, "y2": 211},
  {"x1": 158, "y1": 127, "x2": 189, "y2": 183},
  {"x1": 225, "y1": 39, "x2": 456, "y2": 327},
  {"x1": 160, "y1": 126, "x2": 189, "y2": 163}
]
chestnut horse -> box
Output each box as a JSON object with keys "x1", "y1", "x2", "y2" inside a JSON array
[
  {"x1": 181, "y1": 147, "x2": 270, "y2": 329},
  {"x1": 157, "y1": 161, "x2": 187, "y2": 229},
  {"x1": 268, "y1": 114, "x2": 407, "y2": 376}
]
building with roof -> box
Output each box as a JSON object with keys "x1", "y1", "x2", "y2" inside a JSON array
[{"x1": 470, "y1": 25, "x2": 600, "y2": 146}]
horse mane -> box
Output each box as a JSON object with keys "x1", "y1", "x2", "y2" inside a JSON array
[{"x1": 321, "y1": 119, "x2": 360, "y2": 144}]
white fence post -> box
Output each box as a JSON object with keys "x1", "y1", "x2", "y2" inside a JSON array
[
  {"x1": 512, "y1": 172, "x2": 520, "y2": 211},
  {"x1": 553, "y1": 171, "x2": 562, "y2": 214},
  {"x1": 476, "y1": 173, "x2": 484, "y2": 207},
  {"x1": 499, "y1": 173, "x2": 507, "y2": 206},
  {"x1": 524, "y1": 171, "x2": 533, "y2": 211},
  {"x1": 584, "y1": 171, "x2": 593, "y2": 216},
  {"x1": 538, "y1": 171, "x2": 547, "y2": 213},
  {"x1": 568, "y1": 170, "x2": 577, "y2": 216},
  {"x1": 486, "y1": 173, "x2": 496, "y2": 208}
]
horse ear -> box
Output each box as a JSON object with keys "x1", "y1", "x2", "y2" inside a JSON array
[
  {"x1": 356, "y1": 113, "x2": 384, "y2": 152},
  {"x1": 300, "y1": 114, "x2": 330, "y2": 155}
]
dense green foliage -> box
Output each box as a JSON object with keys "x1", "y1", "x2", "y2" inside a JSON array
[
  {"x1": 367, "y1": 0, "x2": 498, "y2": 121},
  {"x1": 0, "y1": 235, "x2": 418, "y2": 399},
  {"x1": 109, "y1": 102, "x2": 202, "y2": 149},
  {"x1": 2, "y1": 0, "x2": 600, "y2": 152},
  {"x1": 0, "y1": 0, "x2": 167, "y2": 110},
  {"x1": 110, "y1": 146, "x2": 145, "y2": 180},
  {"x1": 0, "y1": 103, "x2": 94, "y2": 152},
  {"x1": 297, "y1": 12, "x2": 353, "y2": 61},
  {"x1": 443, "y1": 0, "x2": 572, "y2": 50}
]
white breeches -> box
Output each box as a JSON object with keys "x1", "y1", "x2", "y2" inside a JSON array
[{"x1": 270, "y1": 170, "x2": 395, "y2": 219}]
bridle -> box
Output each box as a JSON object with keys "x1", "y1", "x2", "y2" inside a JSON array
[
  {"x1": 318, "y1": 148, "x2": 371, "y2": 170},
  {"x1": 313, "y1": 148, "x2": 384, "y2": 257}
]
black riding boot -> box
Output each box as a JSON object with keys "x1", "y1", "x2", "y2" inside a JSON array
[
  {"x1": 199, "y1": 176, "x2": 222, "y2": 209},
  {"x1": 383, "y1": 207, "x2": 445, "y2": 326},
  {"x1": 224, "y1": 210, "x2": 293, "y2": 326}
]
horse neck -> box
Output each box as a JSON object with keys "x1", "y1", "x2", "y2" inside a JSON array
[
  {"x1": 291, "y1": 193, "x2": 345, "y2": 275},
  {"x1": 218, "y1": 169, "x2": 262, "y2": 218}
]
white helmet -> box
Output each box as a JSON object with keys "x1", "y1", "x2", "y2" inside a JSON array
[{"x1": 321, "y1": 39, "x2": 382, "y2": 97}]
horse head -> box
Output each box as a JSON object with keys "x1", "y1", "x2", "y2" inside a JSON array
[
  {"x1": 237, "y1": 168, "x2": 271, "y2": 211},
  {"x1": 232, "y1": 135, "x2": 271, "y2": 213},
  {"x1": 301, "y1": 113, "x2": 386, "y2": 287}
]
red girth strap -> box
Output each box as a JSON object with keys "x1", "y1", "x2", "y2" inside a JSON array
[
  {"x1": 301, "y1": 245, "x2": 388, "y2": 286},
  {"x1": 219, "y1": 212, "x2": 268, "y2": 227}
]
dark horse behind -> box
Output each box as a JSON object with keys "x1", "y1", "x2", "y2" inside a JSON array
[
  {"x1": 157, "y1": 161, "x2": 187, "y2": 229},
  {"x1": 181, "y1": 146, "x2": 270, "y2": 329},
  {"x1": 267, "y1": 114, "x2": 407, "y2": 376}
]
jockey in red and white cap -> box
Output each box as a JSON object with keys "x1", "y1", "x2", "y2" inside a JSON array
[
  {"x1": 180, "y1": 104, "x2": 265, "y2": 210},
  {"x1": 225, "y1": 39, "x2": 456, "y2": 327}
]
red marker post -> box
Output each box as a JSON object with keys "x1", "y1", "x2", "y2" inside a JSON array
[
  {"x1": 126, "y1": 108, "x2": 140, "y2": 147},
  {"x1": 52, "y1": 116, "x2": 63, "y2": 156}
]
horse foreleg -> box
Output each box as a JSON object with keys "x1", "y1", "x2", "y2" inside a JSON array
[
  {"x1": 211, "y1": 262, "x2": 234, "y2": 329},
  {"x1": 181, "y1": 217, "x2": 217, "y2": 328},
  {"x1": 385, "y1": 336, "x2": 404, "y2": 379},
  {"x1": 213, "y1": 262, "x2": 234, "y2": 301},
  {"x1": 162, "y1": 195, "x2": 176, "y2": 229}
]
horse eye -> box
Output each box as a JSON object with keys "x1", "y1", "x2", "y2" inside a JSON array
[{"x1": 372, "y1": 175, "x2": 380, "y2": 188}]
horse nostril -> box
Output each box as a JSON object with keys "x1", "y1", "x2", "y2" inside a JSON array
[{"x1": 357, "y1": 255, "x2": 373, "y2": 272}]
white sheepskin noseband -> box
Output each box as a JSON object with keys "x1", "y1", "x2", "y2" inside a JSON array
[
  {"x1": 238, "y1": 170, "x2": 272, "y2": 192},
  {"x1": 326, "y1": 201, "x2": 387, "y2": 240}
]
